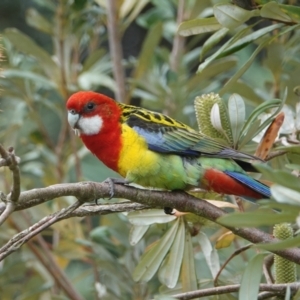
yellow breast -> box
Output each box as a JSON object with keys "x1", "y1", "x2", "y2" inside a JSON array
[{"x1": 117, "y1": 124, "x2": 159, "y2": 178}]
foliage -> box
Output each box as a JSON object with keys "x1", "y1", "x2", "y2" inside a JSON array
[{"x1": 1, "y1": 0, "x2": 300, "y2": 299}]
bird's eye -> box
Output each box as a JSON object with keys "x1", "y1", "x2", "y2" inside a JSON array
[{"x1": 86, "y1": 102, "x2": 95, "y2": 111}]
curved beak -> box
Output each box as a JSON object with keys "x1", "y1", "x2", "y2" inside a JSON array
[{"x1": 68, "y1": 110, "x2": 81, "y2": 135}]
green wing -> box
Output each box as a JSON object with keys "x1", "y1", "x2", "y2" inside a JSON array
[{"x1": 119, "y1": 103, "x2": 259, "y2": 161}]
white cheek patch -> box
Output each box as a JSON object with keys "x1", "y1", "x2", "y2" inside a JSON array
[{"x1": 78, "y1": 115, "x2": 103, "y2": 135}]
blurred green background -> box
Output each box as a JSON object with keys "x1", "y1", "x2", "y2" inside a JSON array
[{"x1": 0, "y1": 0, "x2": 300, "y2": 299}]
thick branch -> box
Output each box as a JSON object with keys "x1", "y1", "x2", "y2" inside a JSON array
[{"x1": 1, "y1": 181, "x2": 300, "y2": 264}]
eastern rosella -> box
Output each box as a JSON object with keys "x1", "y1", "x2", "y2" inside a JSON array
[{"x1": 66, "y1": 91, "x2": 270, "y2": 199}]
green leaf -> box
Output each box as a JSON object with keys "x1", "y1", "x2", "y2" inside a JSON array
[
  {"x1": 256, "y1": 235, "x2": 300, "y2": 251},
  {"x1": 128, "y1": 209, "x2": 176, "y2": 226},
  {"x1": 279, "y1": 3, "x2": 300, "y2": 22},
  {"x1": 219, "y1": 39, "x2": 269, "y2": 96},
  {"x1": 133, "y1": 22, "x2": 163, "y2": 79},
  {"x1": 123, "y1": 0, "x2": 150, "y2": 28},
  {"x1": 218, "y1": 23, "x2": 284, "y2": 58},
  {"x1": 271, "y1": 185, "x2": 300, "y2": 206},
  {"x1": 181, "y1": 228, "x2": 198, "y2": 292},
  {"x1": 129, "y1": 225, "x2": 149, "y2": 245},
  {"x1": 260, "y1": 2, "x2": 292, "y2": 23},
  {"x1": 276, "y1": 145, "x2": 300, "y2": 154},
  {"x1": 132, "y1": 219, "x2": 179, "y2": 282},
  {"x1": 214, "y1": 4, "x2": 259, "y2": 29},
  {"x1": 255, "y1": 165, "x2": 300, "y2": 193},
  {"x1": 158, "y1": 217, "x2": 185, "y2": 288},
  {"x1": 178, "y1": 17, "x2": 221, "y2": 37},
  {"x1": 218, "y1": 210, "x2": 297, "y2": 227},
  {"x1": 198, "y1": 232, "x2": 220, "y2": 278},
  {"x1": 26, "y1": 8, "x2": 53, "y2": 34},
  {"x1": 78, "y1": 72, "x2": 116, "y2": 91},
  {"x1": 239, "y1": 99, "x2": 283, "y2": 147},
  {"x1": 197, "y1": 33, "x2": 236, "y2": 73},
  {"x1": 239, "y1": 253, "x2": 265, "y2": 300},
  {"x1": 2, "y1": 69, "x2": 56, "y2": 89},
  {"x1": 3, "y1": 28, "x2": 60, "y2": 82},
  {"x1": 201, "y1": 28, "x2": 229, "y2": 60},
  {"x1": 228, "y1": 94, "x2": 245, "y2": 147}
]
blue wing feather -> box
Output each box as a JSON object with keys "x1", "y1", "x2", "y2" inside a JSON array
[{"x1": 224, "y1": 171, "x2": 271, "y2": 198}]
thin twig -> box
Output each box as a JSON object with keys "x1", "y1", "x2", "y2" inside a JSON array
[
  {"x1": 0, "y1": 202, "x2": 147, "y2": 261},
  {"x1": 214, "y1": 244, "x2": 252, "y2": 286},
  {"x1": 106, "y1": 0, "x2": 127, "y2": 103},
  {"x1": 7, "y1": 147, "x2": 21, "y2": 203},
  {"x1": 169, "y1": 283, "x2": 300, "y2": 300},
  {"x1": 170, "y1": 0, "x2": 185, "y2": 72},
  {"x1": 12, "y1": 214, "x2": 84, "y2": 300},
  {"x1": 265, "y1": 150, "x2": 287, "y2": 161},
  {"x1": 0, "y1": 200, "x2": 81, "y2": 261},
  {"x1": 263, "y1": 254, "x2": 274, "y2": 284},
  {"x1": 0, "y1": 146, "x2": 21, "y2": 225}
]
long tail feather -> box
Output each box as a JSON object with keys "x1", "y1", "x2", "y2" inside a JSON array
[{"x1": 224, "y1": 171, "x2": 271, "y2": 198}]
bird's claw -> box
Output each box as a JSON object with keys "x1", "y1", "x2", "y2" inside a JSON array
[{"x1": 104, "y1": 177, "x2": 130, "y2": 200}]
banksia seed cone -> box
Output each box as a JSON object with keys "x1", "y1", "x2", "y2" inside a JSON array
[
  {"x1": 194, "y1": 93, "x2": 233, "y2": 145},
  {"x1": 274, "y1": 223, "x2": 296, "y2": 283}
]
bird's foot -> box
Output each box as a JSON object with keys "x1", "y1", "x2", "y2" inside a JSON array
[{"x1": 103, "y1": 177, "x2": 130, "y2": 201}]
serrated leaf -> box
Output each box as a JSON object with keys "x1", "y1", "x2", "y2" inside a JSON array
[
  {"x1": 181, "y1": 228, "x2": 198, "y2": 292},
  {"x1": 228, "y1": 94, "x2": 245, "y2": 147},
  {"x1": 218, "y1": 210, "x2": 297, "y2": 227},
  {"x1": 132, "y1": 219, "x2": 179, "y2": 282},
  {"x1": 178, "y1": 17, "x2": 221, "y2": 37},
  {"x1": 129, "y1": 225, "x2": 149, "y2": 245},
  {"x1": 158, "y1": 217, "x2": 185, "y2": 288},
  {"x1": 260, "y1": 1, "x2": 292, "y2": 23},
  {"x1": 128, "y1": 209, "x2": 176, "y2": 226},
  {"x1": 198, "y1": 232, "x2": 220, "y2": 278},
  {"x1": 214, "y1": 4, "x2": 258, "y2": 29},
  {"x1": 239, "y1": 253, "x2": 265, "y2": 300}
]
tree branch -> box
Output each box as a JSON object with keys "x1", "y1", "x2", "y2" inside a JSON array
[
  {"x1": 0, "y1": 181, "x2": 300, "y2": 264},
  {"x1": 0, "y1": 145, "x2": 21, "y2": 225},
  {"x1": 169, "y1": 283, "x2": 300, "y2": 299},
  {"x1": 106, "y1": 0, "x2": 127, "y2": 103}
]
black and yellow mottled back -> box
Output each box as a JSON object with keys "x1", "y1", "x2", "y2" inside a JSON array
[{"x1": 117, "y1": 102, "x2": 259, "y2": 161}]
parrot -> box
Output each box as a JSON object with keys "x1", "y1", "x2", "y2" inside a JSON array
[{"x1": 66, "y1": 91, "x2": 270, "y2": 199}]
